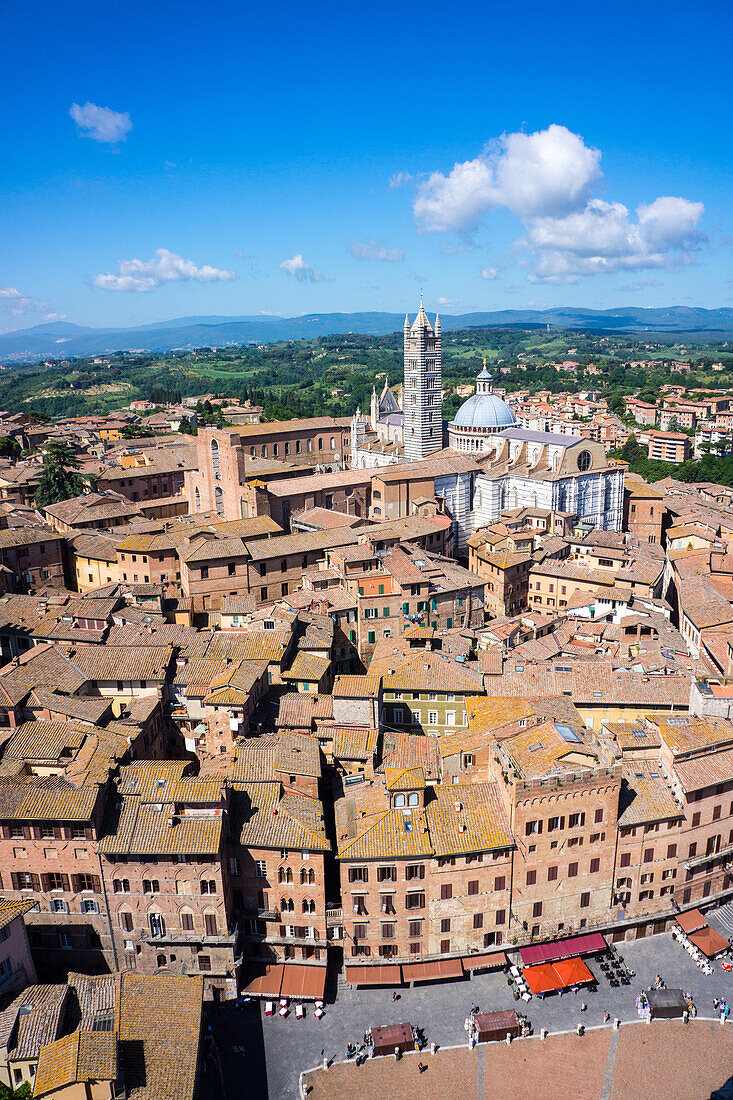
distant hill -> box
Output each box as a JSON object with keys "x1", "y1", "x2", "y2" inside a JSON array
[{"x1": 2, "y1": 306, "x2": 733, "y2": 363}]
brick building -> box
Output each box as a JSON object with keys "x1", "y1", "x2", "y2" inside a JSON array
[{"x1": 0, "y1": 529, "x2": 66, "y2": 594}]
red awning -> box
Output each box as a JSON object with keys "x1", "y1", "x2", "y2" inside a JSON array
[
  {"x1": 552, "y1": 956, "x2": 593, "y2": 988},
  {"x1": 522, "y1": 963, "x2": 561, "y2": 995},
  {"x1": 461, "y1": 952, "x2": 507, "y2": 971},
  {"x1": 523, "y1": 956, "x2": 593, "y2": 994},
  {"x1": 345, "y1": 964, "x2": 403, "y2": 987},
  {"x1": 241, "y1": 964, "x2": 284, "y2": 998},
  {"x1": 676, "y1": 908, "x2": 707, "y2": 934},
  {"x1": 279, "y1": 964, "x2": 327, "y2": 1000},
  {"x1": 402, "y1": 958, "x2": 463, "y2": 982},
  {"x1": 519, "y1": 932, "x2": 606, "y2": 966},
  {"x1": 688, "y1": 926, "x2": 730, "y2": 958}
]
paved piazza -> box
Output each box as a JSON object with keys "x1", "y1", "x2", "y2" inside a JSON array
[{"x1": 210, "y1": 922, "x2": 733, "y2": 1099}]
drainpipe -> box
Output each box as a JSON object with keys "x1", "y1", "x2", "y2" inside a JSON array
[{"x1": 97, "y1": 851, "x2": 119, "y2": 972}]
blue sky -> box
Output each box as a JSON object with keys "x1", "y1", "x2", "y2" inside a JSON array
[{"x1": 2, "y1": 0, "x2": 732, "y2": 331}]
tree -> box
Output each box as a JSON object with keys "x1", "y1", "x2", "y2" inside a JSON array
[
  {"x1": 0, "y1": 436, "x2": 20, "y2": 459},
  {"x1": 35, "y1": 441, "x2": 85, "y2": 508},
  {"x1": 178, "y1": 415, "x2": 197, "y2": 435}
]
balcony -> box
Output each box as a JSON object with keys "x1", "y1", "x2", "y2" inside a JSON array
[
  {"x1": 257, "y1": 908, "x2": 280, "y2": 922},
  {"x1": 325, "y1": 908, "x2": 342, "y2": 928},
  {"x1": 140, "y1": 929, "x2": 237, "y2": 947}
]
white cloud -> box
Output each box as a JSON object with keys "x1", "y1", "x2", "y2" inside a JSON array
[
  {"x1": 524, "y1": 196, "x2": 704, "y2": 283},
  {"x1": 278, "y1": 254, "x2": 328, "y2": 283},
  {"x1": 414, "y1": 125, "x2": 601, "y2": 232},
  {"x1": 413, "y1": 124, "x2": 704, "y2": 282},
  {"x1": 481, "y1": 266, "x2": 499, "y2": 280},
  {"x1": 389, "y1": 171, "x2": 413, "y2": 190},
  {"x1": 617, "y1": 277, "x2": 662, "y2": 292},
  {"x1": 69, "y1": 102, "x2": 132, "y2": 144},
  {"x1": 43, "y1": 312, "x2": 67, "y2": 321},
  {"x1": 93, "y1": 248, "x2": 235, "y2": 292},
  {"x1": 437, "y1": 296, "x2": 457, "y2": 308},
  {"x1": 0, "y1": 288, "x2": 47, "y2": 315},
  {"x1": 349, "y1": 239, "x2": 404, "y2": 262}
]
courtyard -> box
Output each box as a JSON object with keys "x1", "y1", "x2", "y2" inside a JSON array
[{"x1": 209, "y1": 916, "x2": 733, "y2": 1099}]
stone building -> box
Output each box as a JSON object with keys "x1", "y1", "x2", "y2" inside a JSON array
[
  {"x1": 471, "y1": 429, "x2": 625, "y2": 533},
  {"x1": 447, "y1": 365, "x2": 517, "y2": 453},
  {"x1": 403, "y1": 303, "x2": 443, "y2": 462}
]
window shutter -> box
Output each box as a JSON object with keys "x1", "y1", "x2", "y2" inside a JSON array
[
  {"x1": 31, "y1": 873, "x2": 41, "y2": 891},
  {"x1": 91, "y1": 875, "x2": 101, "y2": 893}
]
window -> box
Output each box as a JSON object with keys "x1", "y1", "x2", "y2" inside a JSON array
[
  {"x1": 577, "y1": 450, "x2": 592, "y2": 471},
  {"x1": 569, "y1": 812, "x2": 585, "y2": 829},
  {"x1": 525, "y1": 820, "x2": 542, "y2": 836},
  {"x1": 149, "y1": 913, "x2": 165, "y2": 937},
  {"x1": 495, "y1": 909, "x2": 506, "y2": 926},
  {"x1": 526, "y1": 870, "x2": 536, "y2": 886},
  {"x1": 405, "y1": 892, "x2": 425, "y2": 910},
  {"x1": 532, "y1": 901, "x2": 543, "y2": 918},
  {"x1": 473, "y1": 913, "x2": 484, "y2": 929},
  {"x1": 200, "y1": 880, "x2": 217, "y2": 894},
  {"x1": 440, "y1": 884, "x2": 452, "y2": 900},
  {"x1": 113, "y1": 878, "x2": 130, "y2": 893},
  {"x1": 230, "y1": 857, "x2": 242, "y2": 876},
  {"x1": 692, "y1": 811, "x2": 701, "y2": 827},
  {"x1": 198, "y1": 955, "x2": 211, "y2": 971},
  {"x1": 408, "y1": 920, "x2": 422, "y2": 938},
  {"x1": 82, "y1": 899, "x2": 99, "y2": 914},
  {"x1": 548, "y1": 865, "x2": 558, "y2": 882},
  {"x1": 568, "y1": 862, "x2": 578, "y2": 878},
  {"x1": 643, "y1": 848, "x2": 654, "y2": 864},
  {"x1": 73, "y1": 873, "x2": 99, "y2": 892},
  {"x1": 43, "y1": 872, "x2": 69, "y2": 892},
  {"x1": 405, "y1": 864, "x2": 425, "y2": 881},
  {"x1": 713, "y1": 805, "x2": 722, "y2": 821},
  {"x1": 348, "y1": 867, "x2": 368, "y2": 883},
  {"x1": 620, "y1": 852, "x2": 631, "y2": 868},
  {"x1": 590, "y1": 858, "x2": 600, "y2": 873},
  {"x1": 667, "y1": 844, "x2": 677, "y2": 859},
  {"x1": 428, "y1": 710, "x2": 438, "y2": 726},
  {"x1": 494, "y1": 875, "x2": 505, "y2": 891},
  {"x1": 441, "y1": 918, "x2": 451, "y2": 933},
  {"x1": 381, "y1": 923, "x2": 395, "y2": 939},
  {"x1": 51, "y1": 899, "x2": 68, "y2": 913},
  {"x1": 548, "y1": 816, "x2": 564, "y2": 832},
  {"x1": 594, "y1": 809, "x2": 604, "y2": 824},
  {"x1": 204, "y1": 913, "x2": 218, "y2": 936},
  {"x1": 580, "y1": 892, "x2": 591, "y2": 908},
  {"x1": 467, "y1": 880, "x2": 479, "y2": 896},
  {"x1": 181, "y1": 912, "x2": 194, "y2": 931},
  {"x1": 142, "y1": 879, "x2": 160, "y2": 894},
  {"x1": 120, "y1": 911, "x2": 133, "y2": 932}
]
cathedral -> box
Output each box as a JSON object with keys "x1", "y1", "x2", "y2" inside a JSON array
[{"x1": 349, "y1": 298, "x2": 624, "y2": 533}]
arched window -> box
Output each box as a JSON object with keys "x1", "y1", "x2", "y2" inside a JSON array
[
  {"x1": 214, "y1": 486, "x2": 224, "y2": 516},
  {"x1": 210, "y1": 438, "x2": 219, "y2": 452},
  {"x1": 286, "y1": 868, "x2": 293, "y2": 883},
  {"x1": 278, "y1": 867, "x2": 286, "y2": 883},
  {"x1": 330, "y1": 436, "x2": 335, "y2": 449},
  {"x1": 149, "y1": 912, "x2": 165, "y2": 937},
  {"x1": 300, "y1": 868, "x2": 308, "y2": 884},
  {"x1": 302, "y1": 898, "x2": 309, "y2": 913},
  {"x1": 307, "y1": 868, "x2": 315, "y2": 884},
  {"x1": 394, "y1": 793, "x2": 406, "y2": 808},
  {"x1": 407, "y1": 792, "x2": 419, "y2": 807},
  {"x1": 194, "y1": 487, "x2": 201, "y2": 511},
  {"x1": 577, "y1": 450, "x2": 592, "y2": 472},
  {"x1": 282, "y1": 897, "x2": 294, "y2": 912}
]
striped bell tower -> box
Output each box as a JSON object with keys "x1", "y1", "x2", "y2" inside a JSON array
[{"x1": 403, "y1": 300, "x2": 442, "y2": 461}]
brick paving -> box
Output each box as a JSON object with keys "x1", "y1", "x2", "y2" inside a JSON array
[
  {"x1": 211, "y1": 933, "x2": 733, "y2": 1099},
  {"x1": 307, "y1": 1021, "x2": 733, "y2": 1100}
]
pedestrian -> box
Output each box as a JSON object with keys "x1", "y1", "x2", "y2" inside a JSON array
[
  {"x1": 580, "y1": 1002, "x2": 587, "y2": 1012},
  {"x1": 470, "y1": 1003, "x2": 477, "y2": 1014},
  {"x1": 392, "y1": 991, "x2": 399, "y2": 1001},
  {"x1": 418, "y1": 1062, "x2": 427, "y2": 1074},
  {"x1": 603, "y1": 1011, "x2": 610, "y2": 1023}
]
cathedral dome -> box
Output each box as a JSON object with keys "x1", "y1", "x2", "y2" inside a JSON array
[
  {"x1": 448, "y1": 364, "x2": 516, "y2": 454},
  {"x1": 451, "y1": 390, "x2": 516, "y2": 429}
]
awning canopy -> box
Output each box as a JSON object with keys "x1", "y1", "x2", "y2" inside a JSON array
[
  {"x1": 402, "y1": 958, "x2": 463, "y2": 983},
  {"x1": 241, "y1": 964, "x2": 284, "y2": 998},
  {"x1": 461, "y1": 952, "x2": 507, "y2": 971},
  {"x1": 523, "y1": 955, "x2": 593, "y2": 995},
  {"x1": 279, "y1": 964, "x2": 327, "y2": 1000},
  {"x1": 371, "y1": 1023, "x2": 414, "y2": 1056},
  {"x1": 519, "y1": 932, "x2": 606, "y2": 967},
  {"x1": 474, "y1": 1010, "x2": 521, "y2": 1043},
  {"x1": 646, "y1": 988, "x2": 686, "y2": 1018},
  {"x1": 688, "y1": 926, "x2": 730, "y2": 958},
  {"x1": 345, "y1": 964, "x2": 403, "y2": 987},
  {"x1": 676, "y1": 908, "x2": 707, "y2": 934},
  {"x1": 522, "y1": 963, "x2": 561, "y2": 995}
]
